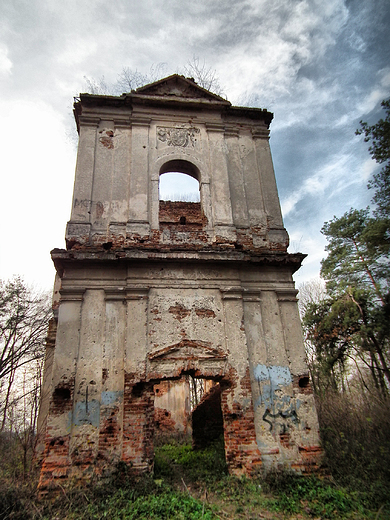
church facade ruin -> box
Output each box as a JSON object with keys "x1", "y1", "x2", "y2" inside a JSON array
[{"x1": 37, "y1": 75, "x2": 321, "y2": 492}]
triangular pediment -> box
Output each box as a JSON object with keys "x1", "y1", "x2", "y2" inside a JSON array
[
  {"x1": 149, "y1": 340, "x2": 227, "y2": 362},
  {"x1": 133, "y1": 74, "x2": 230, "y2": 105}
]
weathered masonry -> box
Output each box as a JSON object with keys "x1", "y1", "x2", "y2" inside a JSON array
[{"x1": 37, "y1": 75, "x2": 321, "y2": 492}]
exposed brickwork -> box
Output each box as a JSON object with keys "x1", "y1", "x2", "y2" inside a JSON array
[
  {"x1": 64, "y1": 217, "x2": 292, "y2": 255},
  {"x1": 221, "y1": 368, "x2": 262, "y2": 476},
  {"x1": 159, "y1": 201, "x2": 206, "y2": 229},
  {"x1": 195, "y1": 308, "x2": 216, "y2": 318},
  {"x1": 99, "y1": 129, "x2": 114, "y2": 149},
  {"x1": 97, "y1": 406, "x2": 122, "y2": 470},
  {"x1": 66, "y1": 233, "x2": 284, "y2": 253},
  {"x1": 154, "y1": 381, "x2": 169, "y2": 397},
  {"x1": 38, "y1": 435, "x2": 71, "y2": 496},
  {"x1": 154, "y1": 407, "x2": 176, "y2": 432},
  {"x1": 168, "y1": 304, "x2": 191, "y2": 321},
  {"x1": 122, "y1": 373, "x2": 155, "y2": 473},
  {"x1": 35, "y1": 318, "x2": 58, "y2": 463},
  {"x1": 292, "y1": 445, "x2": 323, "y2": 473},
  {"x1": 38, "y1": 377, "x2": 75, "y2": 494}
]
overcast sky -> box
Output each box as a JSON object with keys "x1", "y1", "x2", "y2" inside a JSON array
[{"x1": 1, "y1": 0, "x2": 389, "y2": 291}]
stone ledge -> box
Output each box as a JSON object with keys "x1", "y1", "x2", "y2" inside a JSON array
[{"x1": 51, "y1": 248, "x2": 306, "y2": 275}]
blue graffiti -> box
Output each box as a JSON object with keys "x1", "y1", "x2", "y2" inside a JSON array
[
  {"x1": 254, "y1": 364, "x2": 299, "y2": 431},
  {"x1": 101, "y1": 390, "x2": 123, "y2": 406},
  {"x1": 73, "y1": 400, "x2": 100, "y2": 427}
]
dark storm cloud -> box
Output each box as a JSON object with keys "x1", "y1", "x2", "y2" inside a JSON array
[{"x1": 0, "y1": 0, "x2": 389, "y2": 288}]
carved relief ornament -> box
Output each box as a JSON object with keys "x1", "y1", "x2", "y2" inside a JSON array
[{"x1": 157, "y1": 126, "x2": 200, "y2": 148}]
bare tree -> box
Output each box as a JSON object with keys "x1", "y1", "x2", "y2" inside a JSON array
[
  {"x1": 297, "y1": 278, "x2": 327, "y2": 318},
  {"x1": 297, "y1": 278, "x2": 328, "y2": 394},
  {"x1": 0, "y1": 277, "x2": 51, "y2": 431},
  {"x1": 82, "y1": 75, "x2": 111, "y2": 95},
  {"x1": 116, "y1": 62, "x2": 168, "y2": 93},
  {"x1": 82, "y1": 58, "x2": 224, "y2": 97},
  {"x1": 183, "y1": 56, "x2": 224, "y2": 96},
  {"x1": 189, "y1": 376, "x2": 206, "y2": 410}
]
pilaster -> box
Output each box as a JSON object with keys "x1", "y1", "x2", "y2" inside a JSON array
[
  {"x1": 69, "y1": 289, "x2": 106, "y2": 476},
  {"x1": 127, "y1": 117, "x2": 151, "y2": 235},
  {"x1": 224, "y1": 126, "x2": 250, "y2": 229},
  {"x1": 206, "y1": 123, "x2": 235, "y2": 240}
]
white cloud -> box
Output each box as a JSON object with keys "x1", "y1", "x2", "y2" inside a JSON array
[
  {"x1": 0, "y1": 99, "x2": 76, "y2": 289},
  {"x1": 281, "y1": 153, "x2": 346, "y2": 217},
  {"x1": 289, "y1": 229, "x2": 328, "y2": 284},
  {"x1": 57, "y1": 37, "x2": 98, "y2": 67},
  {"x1": 360, "y1": 158, "x2": 378, "y2": 183},
  {"x1": 219, "y1": 0, "x2": 348, "y2": 103},
  {"x1": 0, "y1": 0, "x2": 388, "y2": 290},
  {"x1": 358, "y1": 67, "x2": 390, "y2": 114},
  {"x1": 0, "y1": 44, "x2": 12, "y2": 75}
]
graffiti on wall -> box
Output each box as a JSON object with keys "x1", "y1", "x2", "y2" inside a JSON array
[{"x1": 254, "y1": 364, "x2": 300, "y2": 433}]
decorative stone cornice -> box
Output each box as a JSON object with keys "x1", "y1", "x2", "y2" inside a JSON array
[
  {"x1": 276, "y1": 289, "x2": 299, "y2": 302},
  {"x1": 105, "y1": 288, "x2": 127, "y2": 302},
  {"x1": 114, "y1": 118, "x2": 131, "y2": 128},
  {"x1": 58, "y1": 288, "x2": 85, "y2": 302},
  {"x1": 130, "y1": 116, "x2": 151, "y2": 127},
  {"x1": 242, "y1": 289, "x2": 262, "y2": 302},
  {"x1": 51, "y1": 248, "x2": 306, "y2": 270},
  {"x1": 251, "y1": 126, "x2": 270, "y2": 139},
  {"x1": 220, "y1": 286, "x2": 243, "y2": 300},
  {"x1": 224, "y1": 125, "x2": 240, "y2": 138},
  {"x1": 205, "y1": 122, "x2": 225, "y2": 133},
  {"x1": 78, "y1": 116, "x2": 100, "y2": 127},
  {"x1": 125, "y1": 288, "x2": 149, "y2": 300}
]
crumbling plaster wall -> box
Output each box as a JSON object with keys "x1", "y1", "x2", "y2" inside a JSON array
[
  {"x1": 39, "y1": 261, "x2": 320, "y2": 492},
  {"x1": 39, "y1": 78, "x2": 321, "y2": 492},
  {"x1": 66, "y1": 101, "x2": 288, "y2": 252},
  {"x1": 154, "y1": 379, "x2": 191, "y2": 435}
]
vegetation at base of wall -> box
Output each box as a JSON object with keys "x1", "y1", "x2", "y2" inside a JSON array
[
  {"x1": 154, "y1": 437, "x2": 228, "y2": 484},
  {"x1": 1, "y1": 437, "x2": 389, "y2": 519},
  {"x1": 316, "y1": 391, "x2": 390, "y2": 510}
]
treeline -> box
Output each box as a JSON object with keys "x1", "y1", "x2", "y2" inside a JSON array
[
  {"x1": 299, "y1": 99, "x2": 390, "y2": 501},
  {"x1": 0, "y1": 277, "x2": 51, "y2": 477}
]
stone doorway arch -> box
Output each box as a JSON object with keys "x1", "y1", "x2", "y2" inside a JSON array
[{"x1": 121, "y1": 344, "x2": 261, "y2": 477}]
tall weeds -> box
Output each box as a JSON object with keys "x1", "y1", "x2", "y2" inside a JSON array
[{"x1": 317, "y1": 391, "x2": 390, "y2": 508}]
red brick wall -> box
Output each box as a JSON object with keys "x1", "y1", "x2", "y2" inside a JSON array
[
  {"x1": 122, "y1": 374, "x2": 155, "y2": 473},
  {"x1": 159, "y1": 201, "x2": 207, "y2": 229},
  {"x1": 221, "y1": 368, "x2": 262, "y2": 476}
]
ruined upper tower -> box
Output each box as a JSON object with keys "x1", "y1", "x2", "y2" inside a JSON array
[{"x1": 38, "y1": 75, "x2": 321, "y2": 493}]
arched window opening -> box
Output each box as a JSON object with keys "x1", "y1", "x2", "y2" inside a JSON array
[
  {"x1": 159, "y1": 172, "x2": 200, "y2": 202},
  {"x1": 159, "y1": 160, "x2": 206, "y2": 230}
]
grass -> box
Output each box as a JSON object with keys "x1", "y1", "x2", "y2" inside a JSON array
[
  {"x1": 1, "y1": 434, "x2": 390, "y2": 519},
  {"x1": 154, "y1": 437, "x2": 228, "y2": 484}
]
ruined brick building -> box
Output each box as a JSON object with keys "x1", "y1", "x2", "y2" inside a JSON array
[{"x1": 37, "y1": 75, "x2": 321, "y2": 492}]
